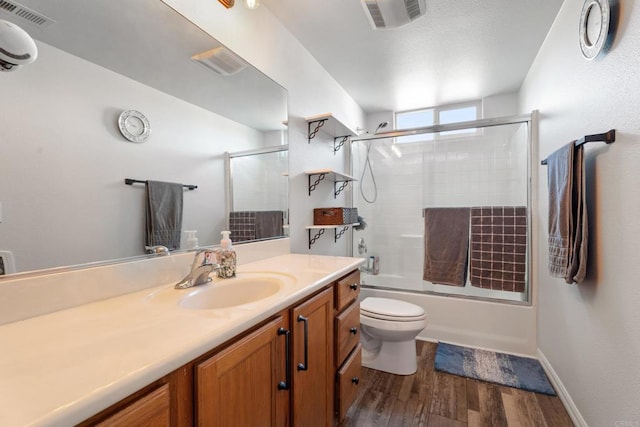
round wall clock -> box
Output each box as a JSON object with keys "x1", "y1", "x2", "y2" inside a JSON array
[
  {"x1": 118, "y1": 110, "x2": 150, "y2": 143},
  {"x1": 579, "y1": 0, "x2": 612, "y2": 60}
]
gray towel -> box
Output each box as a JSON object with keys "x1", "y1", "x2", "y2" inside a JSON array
[
  {"x1": 255, "y1": 211, "x2": 284, "y2": 240},
  {"x1": 423, "y1": 208, "x2": 471, "y2": 286},
  {"x1": 546, "y1": 143, "x2": 588, "y2": 283},
  {"x1": 145, "y1": 180, "x2": 183, "y2": 250}
]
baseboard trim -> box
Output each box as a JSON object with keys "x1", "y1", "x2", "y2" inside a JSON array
[{"x1": 536, "y1": 349, "x2": 587, "y2": 427}]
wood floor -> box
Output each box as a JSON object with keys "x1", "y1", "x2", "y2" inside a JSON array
[{"x1": 339, "y1": 341, "x2": 573, "y2": 427}]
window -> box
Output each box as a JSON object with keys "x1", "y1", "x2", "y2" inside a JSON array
[{"x1": 395, "y1": 100, "x2": 481, "y2": 143}]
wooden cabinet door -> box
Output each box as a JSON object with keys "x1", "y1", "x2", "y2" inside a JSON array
[
  {"x1": 196, "y1": 315, "x2": 289, "y2": 427},
  {"x1": 291, "y1": 287, "x2": 334, "y2": 427},
  {"x1": 94, "y1": 383, "x2": 170, "y2": 427}
]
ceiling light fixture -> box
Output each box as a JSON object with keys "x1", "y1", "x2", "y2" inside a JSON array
[
  {"x1": 244, "y1": 0, "x2": 259, "y2": 9},
  {"x1": 0, "y1": 19, "x2": 38, "y2": 72},
  {"x1": 218, "y1": 0, "x2": 234, "y2": 9}
]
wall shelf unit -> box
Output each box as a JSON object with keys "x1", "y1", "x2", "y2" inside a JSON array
[
  {"x1": 304, "y1": 113, "x2": 357, "y2": 154},
  {"x1": 305, "y1": 224, "x2": 360, "y2": 249},
  {"x1": 305, "y1": 169, "x2": 357, "y2": 198}
]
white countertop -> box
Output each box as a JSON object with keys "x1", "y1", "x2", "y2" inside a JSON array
[{"x1": 0, "y1": 254, "x2": 363, "y2": 427}]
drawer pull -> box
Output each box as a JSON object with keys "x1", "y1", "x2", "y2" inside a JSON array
[
  {"x1": 277, "y1": 327, "x2": 291, "y2": 390},
  {"x1": 349, "y1": 327, "x2": 358, "y2": 335},
  {"x1": 351, "y1": 377, "x2": 359, "y2": 385},
  {"x1": 297, "y1": 315, "x2": 309, "y2": 371},
  {"x1": 349, "y1": 283, "x2": 358, "y2": 291}
]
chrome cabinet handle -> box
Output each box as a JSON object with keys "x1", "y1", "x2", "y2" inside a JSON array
[
  {"x1": 277, "y1": 327, "x2": 291, "y2": 390},
  {"x1": 349, "y1": 283, "x2": 358, "y2": 290},
  {"x1": 349, "y1": 327, "x2": 358, "y2": 335},
  {"x1": 352, "y1": 377, "x2": 359, "y2": 385},
  {"x1": 297, "y1": 315, "x2": 309, "y2": 371}
]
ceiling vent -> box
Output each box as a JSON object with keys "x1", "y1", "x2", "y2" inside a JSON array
[
  {"x1": 361, "y1": 0, "x2": 426, "y2": 30},
  {"x1": 0, "y1": 0, "x2": 54, "y2": 29},
  {"x1": 192, "y1": 46, "x2": 248, "y2": 76}
]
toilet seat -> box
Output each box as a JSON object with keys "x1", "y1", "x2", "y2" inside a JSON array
[{"x1": 360, "y1": 297, "x2": 426, "y2": 322}]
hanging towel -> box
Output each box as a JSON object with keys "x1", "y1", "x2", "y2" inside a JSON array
[
  {"x1": 423, "y1": 207, "x2": 471, "y2": 286},
  {"x1": 255, "y1": 211, "x2": 284, "y2": 240},
  {"x1": 229, "y1": 211, "x2": 257, "y2": 243},
  {"x1": 145, "y1": 180, "x2": 184, "y2": 250},
  {"x1": 546, "y1": 143, "x2": 588, "y2": 283},
  {"x1": 469, "y1": 206, "x2": 528, "y2": 293}
]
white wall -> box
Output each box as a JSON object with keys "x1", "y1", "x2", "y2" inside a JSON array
[
  {"x1": 520, "y1": 0, "x2": 640, "y2": 424},
  {"x1": 161, "y1": 0, "x2": 366, "y2": 257},
  {"x1": 0, "y1": 41, "x2": 264, "y2": 272}
]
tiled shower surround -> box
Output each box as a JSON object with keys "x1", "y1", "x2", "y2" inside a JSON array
[{"x1": 352, "y1": 123, "x2": 529, "y2": 302}]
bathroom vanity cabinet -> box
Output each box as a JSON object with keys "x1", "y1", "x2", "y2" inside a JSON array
[
  {"x1": 333, "y1": 270, "x2": 362, "y2": 421},
  {"x1": 80, "y1": 270, "x2": 358, "y2": 426}
]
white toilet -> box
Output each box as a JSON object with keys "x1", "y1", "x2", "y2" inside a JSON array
[{"x1": 359, "y1": 297, "x2": 428, "y2": 375}]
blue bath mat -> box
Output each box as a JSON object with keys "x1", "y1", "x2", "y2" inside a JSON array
[{"x1": 434, "y1": 342, "x2": 556, "y2": 395}]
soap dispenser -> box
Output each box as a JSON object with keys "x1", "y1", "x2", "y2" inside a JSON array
[{"x1": 216, "y1": 230, "x2": 236, "y2": 278}]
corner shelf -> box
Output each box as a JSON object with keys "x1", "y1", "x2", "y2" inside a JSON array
[
  {"x1": 305, "y1": 224, "x2": 360, "y2": 249},
  {"x1": 304, "y1": 113, "x2": 357, "y2": 154},
  {"x1": 305, "y1": 169, "x2": 357, "y2": 198}
]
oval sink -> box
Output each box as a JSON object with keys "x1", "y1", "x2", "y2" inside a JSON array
[{"x1": 179, "y1": 277, "x2": 283, "y2": 310}]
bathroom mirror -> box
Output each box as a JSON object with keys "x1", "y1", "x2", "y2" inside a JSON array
[{"x1": 0, "y1": 0, "x2": 288, "y2": 276}]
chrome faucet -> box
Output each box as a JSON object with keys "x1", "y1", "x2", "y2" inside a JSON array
[{"x1": 175, "y1": 248, "x2": 220, "y2": 289}]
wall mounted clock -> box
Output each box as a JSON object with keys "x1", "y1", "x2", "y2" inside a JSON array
[
  {"x1": 579, "y1": 0, "x2": 612, "y2": 60},
  {"x1": 118, "y1": 110, "x2": 150, "y2": 143}
]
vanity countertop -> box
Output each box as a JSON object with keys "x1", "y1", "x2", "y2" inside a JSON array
[{"x1": 0, "y1": 253, "x2": 364, "y2": 427}]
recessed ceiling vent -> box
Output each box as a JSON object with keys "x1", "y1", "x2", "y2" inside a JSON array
[
  {"x1": 192, "y1": 46, "x2": 248, "y2": 76},
  {"x1": 0, "y1": 0, "x2": 55, "y2": 29},
  {"x1": 361, "y1": 0, "x2": 426, "y2": 30}
]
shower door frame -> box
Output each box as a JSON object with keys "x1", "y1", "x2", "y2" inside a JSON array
[
  {"x1": 224, "y1": 144, "x2": 289, "y2": 236},
  {"x1": 348, "y1": 111, "x2": 537, "y2": 306}
]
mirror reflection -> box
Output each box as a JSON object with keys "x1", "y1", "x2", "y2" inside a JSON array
[
  {"x1": 226, "y1": 146, "x2": 289, "y2": 243},
  {"x1": 0, "y1": 0, "x2": 288, "y2": 276}
]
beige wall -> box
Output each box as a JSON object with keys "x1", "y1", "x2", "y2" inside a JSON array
[{"x1": 520, "y1": 0, "x2": 640, "y2": 425}]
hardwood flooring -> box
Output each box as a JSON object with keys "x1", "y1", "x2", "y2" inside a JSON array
[{"x1": 339, "y1": 341, "x2": 573, "y2": 427}]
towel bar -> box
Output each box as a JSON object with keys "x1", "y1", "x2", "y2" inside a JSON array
[
  {"x1": 541, "y1": 129, "x2": 615, "y2": 165},
  {"x1": 124, "y1": 178, "x2": 197, "y2": 190}
]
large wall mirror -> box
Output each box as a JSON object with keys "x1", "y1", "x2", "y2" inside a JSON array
[{"x1": 0, "y1": 0, "x2": 288, "y2": 277}]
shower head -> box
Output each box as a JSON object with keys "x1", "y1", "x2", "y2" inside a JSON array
[{"x1": 374, "y1": 121, "x2": 389, "y2": 133}]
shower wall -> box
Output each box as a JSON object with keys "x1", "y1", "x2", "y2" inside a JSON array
[
  {"x1": 352, "y1": 122, "x2": 529, "y2": 302},
  {"x1": 231, "y1": 149, "x2": 288, "y2": 213}
]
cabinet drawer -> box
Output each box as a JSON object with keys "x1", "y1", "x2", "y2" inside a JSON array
[
  {"x1": 335, "y1": 301, "x2": 360, "y2": 365},
  {"x1": 336, "y1": 344, "x2": 362, "y2": 422},
  {"x1": 335, "y1": 270, "x2": 360, "y2": 312}
]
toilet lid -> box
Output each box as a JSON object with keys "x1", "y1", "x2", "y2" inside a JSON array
[{"x1": 360, "y1": 297, "x2": 425, "y2": 320}]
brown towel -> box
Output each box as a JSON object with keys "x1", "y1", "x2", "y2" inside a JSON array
[
  {"x1": 546, "y1": 143, "x2": 588, "y2": 283},
  {"x1": 423, "y1": 208, "x2": 471, "y2": 286}
]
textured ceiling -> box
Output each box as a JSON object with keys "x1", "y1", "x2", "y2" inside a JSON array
[{"x1": 262, "y1": 0, "x2": 564, "y2": 113}]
